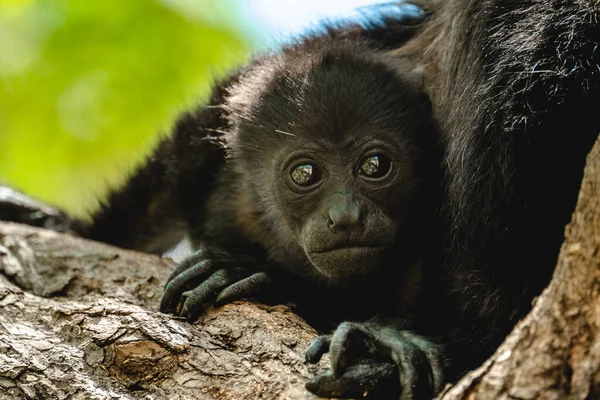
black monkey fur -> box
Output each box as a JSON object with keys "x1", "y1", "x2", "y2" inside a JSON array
[
  {"x1": 89, "y1": 0, "x2": 600, "y2": 397},
  {"x1": 3, "y1": 0, "x2": 600, "y2": 399},
  {"x1": 82, "y1": 8, "x2": 449, "y2": 399},
  {"x1": 400, "y1": 0, "x2": 600, "y2": 376}
]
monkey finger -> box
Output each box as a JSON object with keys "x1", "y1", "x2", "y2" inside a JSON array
[
  {"x1": 164, "y1": 250, "x2": 209, "y2": 285},
  {"x1": 160, "y1": 259, "x2": 213, "y2": 313},
  {"x1": 329, "y1": 322, "x2": 379, "y2": 378},
  {"x1": 178, "y1": 269, "x2": 230, "y2": 321},
  {"x1": 305, "y1": 362, "x2": 398, "y2": 399},
  {"x1": 214, "y1": 272, "x2": 272, "y2": 306},
  {"x1": 305, "y1": 335, "x2": 332, "y2": 364},
  {"x1": 391, "y1": 344, "x2": 435, "y2": 400}
]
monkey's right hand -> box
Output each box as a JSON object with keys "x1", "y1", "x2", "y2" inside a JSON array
[{"x1": 159, "y1": 246, "x2": 276, "y2": 321}]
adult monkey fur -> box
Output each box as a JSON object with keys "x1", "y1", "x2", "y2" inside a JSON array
[
  {"x1": 405, "y1": 0, "x2": 600, "y2": 381},
  {"x1": 2, "y1": 0, "x2": 599, "y2": 399}
]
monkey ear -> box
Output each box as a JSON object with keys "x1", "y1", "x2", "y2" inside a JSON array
[
  {"x1": 384, "y1": 55, "x2": 425, "y2": 90},
  {"x1": 396, "y1": 62, "x2": 425, "y2": 91},
  {"x1": 408, "y1": 65, "x2": 425, "y2": 88}
]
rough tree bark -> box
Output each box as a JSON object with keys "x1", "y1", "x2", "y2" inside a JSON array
[{"x1": 0, "y1": 222, "x2": 327, "y2": 399}]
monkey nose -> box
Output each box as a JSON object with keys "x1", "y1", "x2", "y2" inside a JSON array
[{"x1": 327, "y1": 203, "x2": 361, "y2": 233}]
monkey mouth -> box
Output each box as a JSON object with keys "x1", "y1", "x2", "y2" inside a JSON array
[
  {"x1": 305, "y1": 244, "x2": 391, "y2": 278},
  {"x1": 309, "y1": 244, "x2": 388, "y2": 254}
]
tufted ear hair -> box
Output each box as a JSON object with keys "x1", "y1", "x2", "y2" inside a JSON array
[
  {"x1": 382, "y1": 54, "x2": 425, "y2": 91},
  {"x1": 407, "y1": 64, "x2": 425, "y2": 89}
]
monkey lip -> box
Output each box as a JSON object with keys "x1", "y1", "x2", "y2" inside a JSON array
[
  {"x1": 308, "y1": 244, "x2": 389, "y2": 254},
  {"x1": 306, "y1": 244, "x2": 391, "y2": 278}
]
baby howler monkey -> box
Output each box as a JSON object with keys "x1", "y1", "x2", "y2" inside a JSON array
[
  {"x1": 78, "y1": 9, "x2": 445, "y2": 400},
  {"x1": 3, "y1": 0, "x2": 599, "y2": 398}
]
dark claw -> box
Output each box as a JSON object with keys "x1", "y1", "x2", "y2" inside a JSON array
[
  {"x1": 214, "y1": 271, "x2": 272, "y2": 306},
  {"x1": 393, "y1": 341, "x2": 435, "y2": 400},
  {"x1": 305, "y1": 335, "x2": 332, "y2": 364},
  {"x1": 179, "y1": 269, "x2": 229, "y2": 321},
  {"x1": 305, "y1": 362, "x2": 399, "y2": 399},
  {"x1": 329, "y1": 322, "x2": 380, "y2": 378},
  {"x1": 164, "y1": 251, "x2": 207, "y2": 285},
  {"x1": 159, "y1": 244, "x2": 267, "y2": 318},
  {"x1": 159, "y1": 246, "x2": 285, "y2": 322},
  {"x1": 160, "y1": 258, "x2": 212, "y2": 313}
]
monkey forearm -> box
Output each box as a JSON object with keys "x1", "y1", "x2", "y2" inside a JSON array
[{"x1": 78, "y1": 83, "x2": 232, "y2": 254}]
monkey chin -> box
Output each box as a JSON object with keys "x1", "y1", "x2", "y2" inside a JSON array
[{"x1": 305, "y1": 246, "x2": 390, "y2": 280}]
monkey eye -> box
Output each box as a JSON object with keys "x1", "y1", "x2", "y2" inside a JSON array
[
  {"x1": 291, "y1": 163, "x2": 321, "y2": 186},
  {"x1": 359, "y1": 154, "x2": 392, "y2": 179}
]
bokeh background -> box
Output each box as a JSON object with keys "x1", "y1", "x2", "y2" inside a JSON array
[{"x1": 0, "y1": 0, "x2": 383, "y2": 217}]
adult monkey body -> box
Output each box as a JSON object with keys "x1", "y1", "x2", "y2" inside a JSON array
[
  {"x1": 404, "y1": 0, "x2": 600, "y2": 376},
  {"x1": 4, "y1": 0, "x2": 598, "y2": 399}
]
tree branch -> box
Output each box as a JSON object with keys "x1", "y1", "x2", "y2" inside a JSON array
[{"x1": 0, "y1": 223, "x2": 326, "y2": 399}]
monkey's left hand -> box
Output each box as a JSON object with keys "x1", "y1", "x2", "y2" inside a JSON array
[
  {"x1": 305, "y1": 321, "x2": 445, "y2": 399},
  {"x1": 0, "y1": 184, "x2": 74, "y2": 233},
  {"x1": 160, "y1": 244, "x2": 280, "y2": 321}
]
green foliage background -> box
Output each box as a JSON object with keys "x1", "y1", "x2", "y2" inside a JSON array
[{"x1": 0, "y1": 0, "x2": 251, "y2": 217}]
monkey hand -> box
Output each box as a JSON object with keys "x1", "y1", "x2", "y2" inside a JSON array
[
  {"x1": 159, "y1": 245, "x2": 278, "y2": 321},
  {"x1": 0, "y1": 184, "x2": 74, "y2": 233},
  {"x1": 305, "y1": 321, "x2": 444, "y2": 400}
]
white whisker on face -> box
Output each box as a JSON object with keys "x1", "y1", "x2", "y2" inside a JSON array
[
  {"x1": 198, "y1": 127, "x2": 230, "y2": 135},
  {"x1": 275, "y1": 129, "x2": 296, "y2": 137}
]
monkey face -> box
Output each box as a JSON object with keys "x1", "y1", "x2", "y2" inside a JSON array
[
  {"x1": 230, "y1": 45, "x2": 437, "y2": 280},
  {"x1": 271, "y1": 138, "x2": 420, "y2": 279}
]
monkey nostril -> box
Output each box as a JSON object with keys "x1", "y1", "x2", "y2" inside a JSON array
[
  {"x1": 328, "y1": 212, "x2": 339, "y2": 233},
  {"x1": 328, "y1": 205, "x2": 361, "y2": 233},
  {"x1": 328, "y1": 215, "x2": 335, "y2": 228}
]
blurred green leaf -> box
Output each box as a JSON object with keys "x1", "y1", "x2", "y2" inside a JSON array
[{"x1": 0, "y1": 0, "x2": 250, "y2": 217}]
